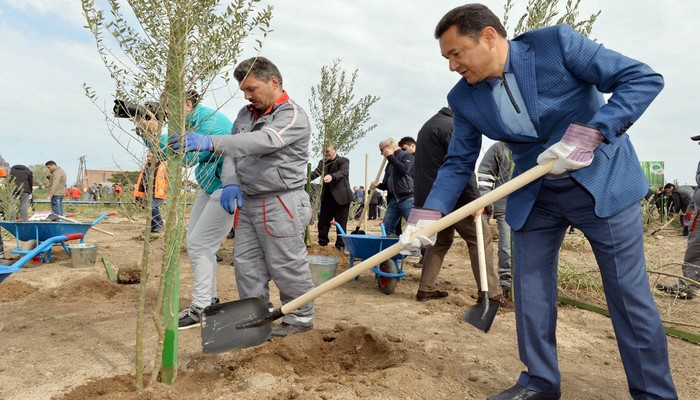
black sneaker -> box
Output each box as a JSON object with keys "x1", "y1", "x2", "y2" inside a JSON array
[
  {"x1": 270, "y1": 322, "x2": 313, "y2": 337},
  {"x1": 178, "y1": 306, "x2": 203, "y2": 330}
]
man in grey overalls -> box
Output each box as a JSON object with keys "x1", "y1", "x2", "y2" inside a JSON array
[{"x1": 172, "y1": 57, "x2": 315, "y2": 337}]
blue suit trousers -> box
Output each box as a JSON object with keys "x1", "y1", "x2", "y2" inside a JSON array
[{"x1": 512, "y1": 178, "x2": 677, "y2": 399}]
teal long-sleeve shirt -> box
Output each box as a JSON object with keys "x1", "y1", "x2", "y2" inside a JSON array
[{"x1": 153, "y1": 104, "x2": 233, "y2": 194}]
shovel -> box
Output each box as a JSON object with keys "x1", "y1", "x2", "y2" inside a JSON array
[
  {"x1": 352, "y1": 158, "x2": 387, "y2": 234},
  {"x1": 201, "y1": 160, "x2": 555, "y2": 353},
  {"x1": 462, "y1": 210, "x2": 500, "y2": 332},
  {"x1": 47, "y1": 213, "x2": 116, "y2": 236}
]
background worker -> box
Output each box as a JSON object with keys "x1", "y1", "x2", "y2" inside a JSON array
[
  {"x1": 171, "y1": 56, "x2": 315, "y2": 337},
  {"x1": 664, "y1": 182, "x2": 695, "y2": 236},
  {"x1": 111, "y1": 183, "x2": 123, "y2": 206},
  {"x1": 310, "y1": 144, "x2": 353, "y2": 252},
  {"x1": 45, "y1": 161, "x2": 66, "y2": 216},
  {"x1": 134, "y1": 89, "x2": 234, "y2": 330},
  {"x1": 133, "y1": 152, "x2": 167, "y2": 233},
  {"x1": 0, "y1": 154, "x2": 8, "y2": 260},
  {"x1": 400, "y1": 4, "x2": 676, "y2": 399},
  {"x1": 478, "y1": 141, "x2": 513, "y2": 297},
  {"x1": 69, "y1": 185, "x2": 82, "y2": 201},
  {"x1": 371, "y1": 137, "x2": 414, "y2": 236},
  {"x1": 9, "y1": 164, "x2": 33, "y2": 221},
  {"x1": 413, "y1": 106, "x2": 511, "y2": 307}
]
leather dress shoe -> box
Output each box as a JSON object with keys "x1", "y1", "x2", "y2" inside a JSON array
[
  {"x1": 477, "y1": 294, "x2": 514, "y2": 310},
  {"x1": 487, "y1": 383, "x2": 560, "y2": 400},
  {"x1": 416, "y1": 290, "x2": 448, "y2": 302}
]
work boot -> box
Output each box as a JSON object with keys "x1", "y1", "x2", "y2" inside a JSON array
[
  {"x1": 270, "y1": 322, "x2": 313, "y2": 337},
  {"x1": 416, "y1": 290, "x2": 449, "y2": 302}
]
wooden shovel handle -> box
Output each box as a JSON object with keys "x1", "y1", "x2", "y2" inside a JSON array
[
  {"x1": 357, "y1": 158, "x2": 387, "y2": 229},
  {"x1": 475, "y1": 210, "x2": 488, "y2": 294},
  {"x1": 57, "y1": 215, "x2": 115, "y2": 236},
  {"x1": 282, "y1": 160, "x2": 555, "y2": 315}
]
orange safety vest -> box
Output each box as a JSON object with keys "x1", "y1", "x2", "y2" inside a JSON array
[{"x1": 134, "y1": 162, "x2": 167, "y2": 199}]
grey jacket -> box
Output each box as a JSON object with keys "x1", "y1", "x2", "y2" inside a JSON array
[
  {"x1": 215, "y1": 94, "x2": 310, "y2": 197},
  {"x1": 477, "y1": 142, "x2": 512, "y2": 215}
]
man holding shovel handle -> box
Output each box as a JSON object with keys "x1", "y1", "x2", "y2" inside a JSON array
[{"x1": 399, "y1": 4, "x2": 677, "y2": 400}]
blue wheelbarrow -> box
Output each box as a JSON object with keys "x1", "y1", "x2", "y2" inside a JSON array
[
  {"x1": 333, "y1": 222, "x2": 406, "y2": 294},
  {"x1": 0, "y1": 232, "x2": 86, "y2": 283},
  {"x1": 0, "y1": 212, "x2": 110, "y2": 282}
]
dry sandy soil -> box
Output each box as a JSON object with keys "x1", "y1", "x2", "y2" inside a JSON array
[{"x1": 0, "y1": 214, "x2": 698, "y2": 400}]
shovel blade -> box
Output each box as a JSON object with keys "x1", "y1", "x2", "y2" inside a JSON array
[
  {"x1": 201, "y1": 297, "x2": 272, "y2": 353},
  {"x1": 463, "y1": 300, "x2": 500, "y2": 333}
]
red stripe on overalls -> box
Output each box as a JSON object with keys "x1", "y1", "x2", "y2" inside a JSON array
[{"x1": 262, "y1": 196, "x2": 294, "y2": 238}]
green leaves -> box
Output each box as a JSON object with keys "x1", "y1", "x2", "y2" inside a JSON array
[
  {"x1": 503, "y1": 0, "x2": 601, "y2": 38},
  {"x1": 308, "y1": 59, "x2": 380, "y2": 157}
]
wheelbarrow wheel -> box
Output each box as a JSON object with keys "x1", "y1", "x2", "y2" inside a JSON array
[{"x1": 377, "y1": 258, "x2": 399, "y2": 295}]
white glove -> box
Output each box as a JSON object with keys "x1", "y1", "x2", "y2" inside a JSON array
[
  {"x1": 537, "y1": 123, "x2": 604, "y2": 175},
  {"x1": 398, "y1": 208, "x2": 441, "y2": 255}
]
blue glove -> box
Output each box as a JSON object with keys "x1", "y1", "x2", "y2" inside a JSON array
[
  {"x1": 220, "y1": 184, "x2": 243, "y2": 214},
  {"x1": 169, "y1": 131, "x2": 212, "y2": 153}
]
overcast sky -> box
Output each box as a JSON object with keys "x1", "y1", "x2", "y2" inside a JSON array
[{"x1": 1, "y1": 0, "x2": 698, "y2": 189}]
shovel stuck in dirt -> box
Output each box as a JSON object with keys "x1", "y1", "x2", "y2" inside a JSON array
[
  {"x1": 462, "y1": 210, "x2": 499, "y2": 333},
  {"x1": 201, "y1": 161, "x2": 555, "y2": 353}
]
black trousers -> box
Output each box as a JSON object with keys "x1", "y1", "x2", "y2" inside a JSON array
[
  {"x1": 318, "y1": 194, "x2": 349, "y2": 248},
  {"x1": 368, "y1": 203, "x2": 378, "y2": 219}
]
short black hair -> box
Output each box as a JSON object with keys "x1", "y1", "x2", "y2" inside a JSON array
[
  {"x1": 435, "y1": 4, "x2": 507, "y2": 41},
  {"x1": 398, "y1": 136, "x2": 416, "y2": 148},
  {"x1": 664, "y1": 183, "x2": 675, "y2": 190},
  {"x1": 187, "y1": 89, "x2": 200, "y2": 106},
  {"x1": 45, "y1": 160, "x2": 56, "y2": 167}
]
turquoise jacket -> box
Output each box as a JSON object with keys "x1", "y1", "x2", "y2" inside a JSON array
[{"x1": 155, "y1": 104, "x2": 233, "y2": 194}]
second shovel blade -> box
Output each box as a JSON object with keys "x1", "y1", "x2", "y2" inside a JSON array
[{"x1": 463, "y1": 300, "x2": 500, "y2": 333}]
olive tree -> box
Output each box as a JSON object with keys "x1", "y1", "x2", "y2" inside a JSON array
[
  {"x1": 307, "y1": 59, "x2": 379, "y2": 224},
  {"x1": 504, "y1": 0, "x2": 600, "y2": 37},
  {"x1": 81, "y1": 0, "x2": 272, "y2": 387}
]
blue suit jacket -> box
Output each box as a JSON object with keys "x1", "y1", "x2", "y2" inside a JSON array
[{"x1": 425, "y1": 24, "x2": 664, "y2": 230}]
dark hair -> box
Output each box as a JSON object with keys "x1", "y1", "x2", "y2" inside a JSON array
[
  {"x1": 187, "y1": 89, "x2": 200, "y2": 106},
  {"x1": 664, "y1": 183, "x2": 675, "y2": 190},
  {"x1": 435, "y1": 4, "x2": 507, "y2": 41},
  {"x1": 398, "y1": 136, "x2": 416, "y2": 148},
  {"x1": 45, "y1": 160, "x2": 56, "y2": 167},
  {"x1": 234, "y1": 57, "x2": 283, "y2": 86}
]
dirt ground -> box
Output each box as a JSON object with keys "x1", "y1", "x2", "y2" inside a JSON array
[{"x1": 0, "y1": 214, "x2": 698, "y2": 400}]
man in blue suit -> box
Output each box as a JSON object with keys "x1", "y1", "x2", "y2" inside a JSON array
[{"x1": 399, "y1": 4, "x2": 677, "y2": 400}]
